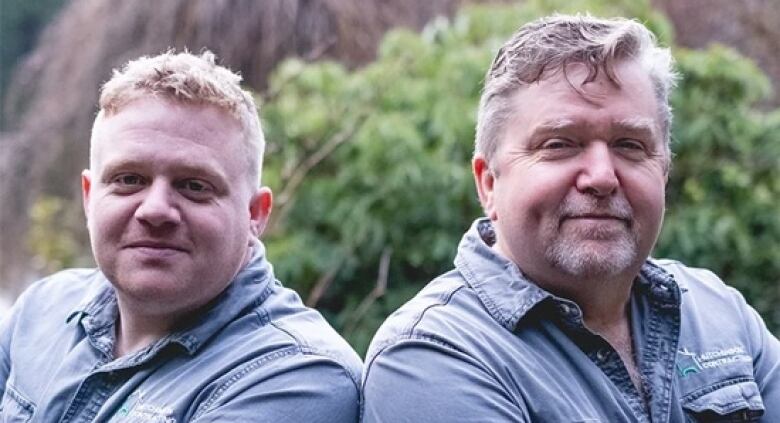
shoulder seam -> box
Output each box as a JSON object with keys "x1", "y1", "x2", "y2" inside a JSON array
[
  {"x1": 407, "y1": 284, "x2": 466, "y2": 335},
  {"x1": 192, "y1": 344, "x2": 360, "y2": 419},
  {"x1": 192, "y1": 345, "x2": 302, "y2": 418},
  {"x1": 363, "y1": 332, "x2": 465, "y2": 386}
]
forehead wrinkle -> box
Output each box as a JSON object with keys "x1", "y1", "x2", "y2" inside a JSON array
[{"x1": 535, "y1": 118, "x2": 578, "y2": 132}]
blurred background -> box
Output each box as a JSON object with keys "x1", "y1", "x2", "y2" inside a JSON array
[{"x1": 1, "y1": 0, "x2": 778, "y2": 355}]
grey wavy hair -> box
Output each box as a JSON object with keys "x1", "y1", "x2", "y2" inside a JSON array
[
  {"x1": 94, "y1": 50, "x2": 264, "y2": 185},
  {"x1": 475, "y1": 14, "x2": 679, "y2": 166}
]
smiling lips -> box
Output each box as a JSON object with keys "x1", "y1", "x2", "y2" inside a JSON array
[
  {"x1": 124, "y1": 241, "x2": 188, "y2": 258},
  {"x1": 566, "y1": 214, "x2": 628, "y2": 221},
  {"x1": 561, "y1": 214, "x2": 631, "y2": 229}
]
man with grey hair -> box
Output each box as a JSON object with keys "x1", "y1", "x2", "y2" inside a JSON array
[
  {"x1": 363, "y1": 15, "x2": 778, "y2": 422},
  {"x1": 0, "y1": 51, "x2": 361, "y2": 421}
]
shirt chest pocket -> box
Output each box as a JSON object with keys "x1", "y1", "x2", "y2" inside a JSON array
[
  {"x1": 0, "y1": 385, "x2": 36, "y2": 423},
  {"x1": 682, "y1": 380, "x2": 764, "y2": 422}
]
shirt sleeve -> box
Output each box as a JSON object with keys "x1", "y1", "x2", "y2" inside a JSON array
[
  {"x1": 0, "y1": 294, "x2": 21, "y2": 399},
  {"x1": 190, "y1": 353, "x2": 360, "y2": 423},
  {"x1": 747, "y1": 306, "x2": 780, "y2": 422},
  {"x1": 0, "y1": 330, "x2": 10, "y2": 399},
  {"x1": 362, "y1": 337, "x2": 528, "y2": 423}
]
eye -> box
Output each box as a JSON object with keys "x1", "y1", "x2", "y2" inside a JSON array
[
  {"x1": 183, "y1": 180, "x2": 208, "y2": 192},
  {"x1": 540, "y1": 138, "x2": 577, "y2": 150},
  {"x1": 176, "y1": 179, "x2": 214, "y2": 200},
  {"x1": 112, "y1": 174, "x2": 145, "y2": 186},
  {"x1": 109, "y1": 173, "x2": 146, "y2": 194},
  {"x1": 614, "y1": 138, "x2": 646, "y2": 151},
  {"x1": 535, "y1": 137, "x2": 580, "y2": 160},
  {"x1": 612, "y1": 138, "x2": 653, "y2": 161}
]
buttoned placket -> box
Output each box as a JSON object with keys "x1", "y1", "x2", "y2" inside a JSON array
[
  {"x1": 59, "y1": 330, "x2": 190, "y2": 422},
  {"x1": 553, "y1": 297, "x2": 649, "y2": 423},
  {"x1": 633, "y1": 275, "x2": 682, "y2": 423},
  {"x1": 551, "y1": 270, "x2": 682, "y2": 423},
  {"x1": 60, "y1": 298, "x2": 174, "y2": 422}
]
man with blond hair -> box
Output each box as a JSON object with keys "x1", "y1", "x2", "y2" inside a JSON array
[
  {"x1": 363, "y1": 15, "x2": 779, "y2": 422},
  {"x1": 0, "y1": 51, "x2": 361, "y2": 421}
]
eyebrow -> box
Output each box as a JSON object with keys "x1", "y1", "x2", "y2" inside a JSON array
[
  {"x1": 611, "y1": 117, "x2": 658, "y2": 136},
  {"x1": 531, "y1": 117, "x2": 659, "y2": 138}
]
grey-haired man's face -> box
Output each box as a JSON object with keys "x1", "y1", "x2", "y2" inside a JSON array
[{"x1": 474, "y1": 60, "x2": 668, "y2": 284}]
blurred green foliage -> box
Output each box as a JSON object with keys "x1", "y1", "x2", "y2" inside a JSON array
[
  {"x1": 659, "y1": 46, "x2": 780, "y2": 331},
  {"x1": 28, "y1": 196, "x2": 81, "y2": 274},
  {"x1": 258, "y1": 0, "x2": 780, "y2": 354}
]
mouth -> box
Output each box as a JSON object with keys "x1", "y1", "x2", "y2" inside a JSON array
[
  {"x1": 124, "y1": 241, "x2": 188, "y2": 253},
  {"x1": 562, "y1": 214, "x2": 631, "y2": 226},
  {"x1": 567, "y1": 214, "x2": 626, "y2": 220}
]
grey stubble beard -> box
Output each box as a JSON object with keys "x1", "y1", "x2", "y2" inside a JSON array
[{"x1": 543, "y1": 195, "x2": 639, "y2": 278}]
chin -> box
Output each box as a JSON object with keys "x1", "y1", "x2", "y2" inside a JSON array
[
  {"x1": 558, "y1": 259, "x2": 630, "y2": 278},
  {"x1": 547, "y1": 241, "x2": 639, "y2": 279},
  {"x1": 113, "y1": 268, "x2": 188, "y2": 295}
]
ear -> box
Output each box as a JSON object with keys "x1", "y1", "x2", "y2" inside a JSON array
[
  {"x1": 81, "y1": 169, "x2": 92, "y2": 220},
  {"x1": 472, "y1": 155, "x2": 498, "y2": 220},
  {"x1": 249, "y1": 187, "x2": 273, "y2": 237}
]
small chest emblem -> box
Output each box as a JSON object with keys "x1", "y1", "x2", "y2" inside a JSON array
[
  {"x1": 110, "y1": 390, "x2": 177, "y2": 422},
  {"x1": 676, "y1": 346, "x2": 752, "y2": 378},
  {"x1": 676, "y1": 348, "x2": 702, "y2": 376}
]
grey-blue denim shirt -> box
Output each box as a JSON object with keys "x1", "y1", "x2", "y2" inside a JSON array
[
  {"x1": 363, "y1": 219, "x2": 779, "y2": 422},
  {"x1": 0, "y1": 244, "x2": 362, "y2": 422}
]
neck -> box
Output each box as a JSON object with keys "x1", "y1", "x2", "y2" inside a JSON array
[
  {"x1": 113, "y1": 301, "x2": 181, "y2": 358},
  {"x1": 110, "y1": 245, "x2": 256, "y2": 358},
  {"x1": 571, "y1": 276, "x2": 634, "y2": 330},
  {"x1": 520, "y1": 261, "x2": 638, "y2": 328},
  {"x1": 515, "y1": 257, "x2": 647, "y2": 395}
]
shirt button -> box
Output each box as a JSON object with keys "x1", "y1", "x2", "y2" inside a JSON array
[
  {"x1": 596, "y1": 349, "x2": 609, "y2": 361},
  {"x1": 653, "y1": 284, "x2": 670, "y2": 296},
  {"x1": 558, "y1": 303, "x2": 581, "y2": 319},
  {"x1": 559, "y1": 303, "x2": 576, "y2": 315}
]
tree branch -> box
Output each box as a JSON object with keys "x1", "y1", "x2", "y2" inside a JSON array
[
  {"x1": 344, "y1": 247, "x2": 392, "y2": 336},
  {"x1": 306, "y1": 257, "x2": 343, "y2": 307},
  {"x1": 266, "y1": 113, "x2": 368, "y2": 234}
]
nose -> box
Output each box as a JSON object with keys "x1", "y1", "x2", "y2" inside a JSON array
[
  {"x1": 134, "y1": 180, "x2": 181, "y2": 227},
  {"x1": 575, "y1": 142, "x2": 619, "y2": 197}
]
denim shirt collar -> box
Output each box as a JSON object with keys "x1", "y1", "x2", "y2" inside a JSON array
[
  {"x1": 454, "y1": 218, "x2": 682, "y2": 331},
  {"x1": 65, "y1": 243, "x2": 275, "y2": 362}
]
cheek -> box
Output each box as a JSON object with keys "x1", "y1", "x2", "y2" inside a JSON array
[
  {"x1": 88, "y1": 198, "x2": 129, "y2": 239},
  {"x1": 192, "y1": 205, "x2": 248, "y2": 244},
  {"x1": 625, "y1": 174, "x2": 666, "y2": 224},
  {"x1": 499, "y1": 169, "x2": 571, "y2": 216}
]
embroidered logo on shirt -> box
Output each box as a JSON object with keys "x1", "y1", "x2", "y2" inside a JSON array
[
  {"x1": 676, "y1": 348, "x2": 702, "y2": 376},
  {"x1": 676, "y1": 346, "x2": 751, "y2": 377},
  {"x1": 110, "y1": 391, "x2": 177, "y2": 423}
]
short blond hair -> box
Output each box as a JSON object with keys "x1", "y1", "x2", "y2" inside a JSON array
[{"x1": 96, "y1": 50, "x2": 264, "y2": 185}]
